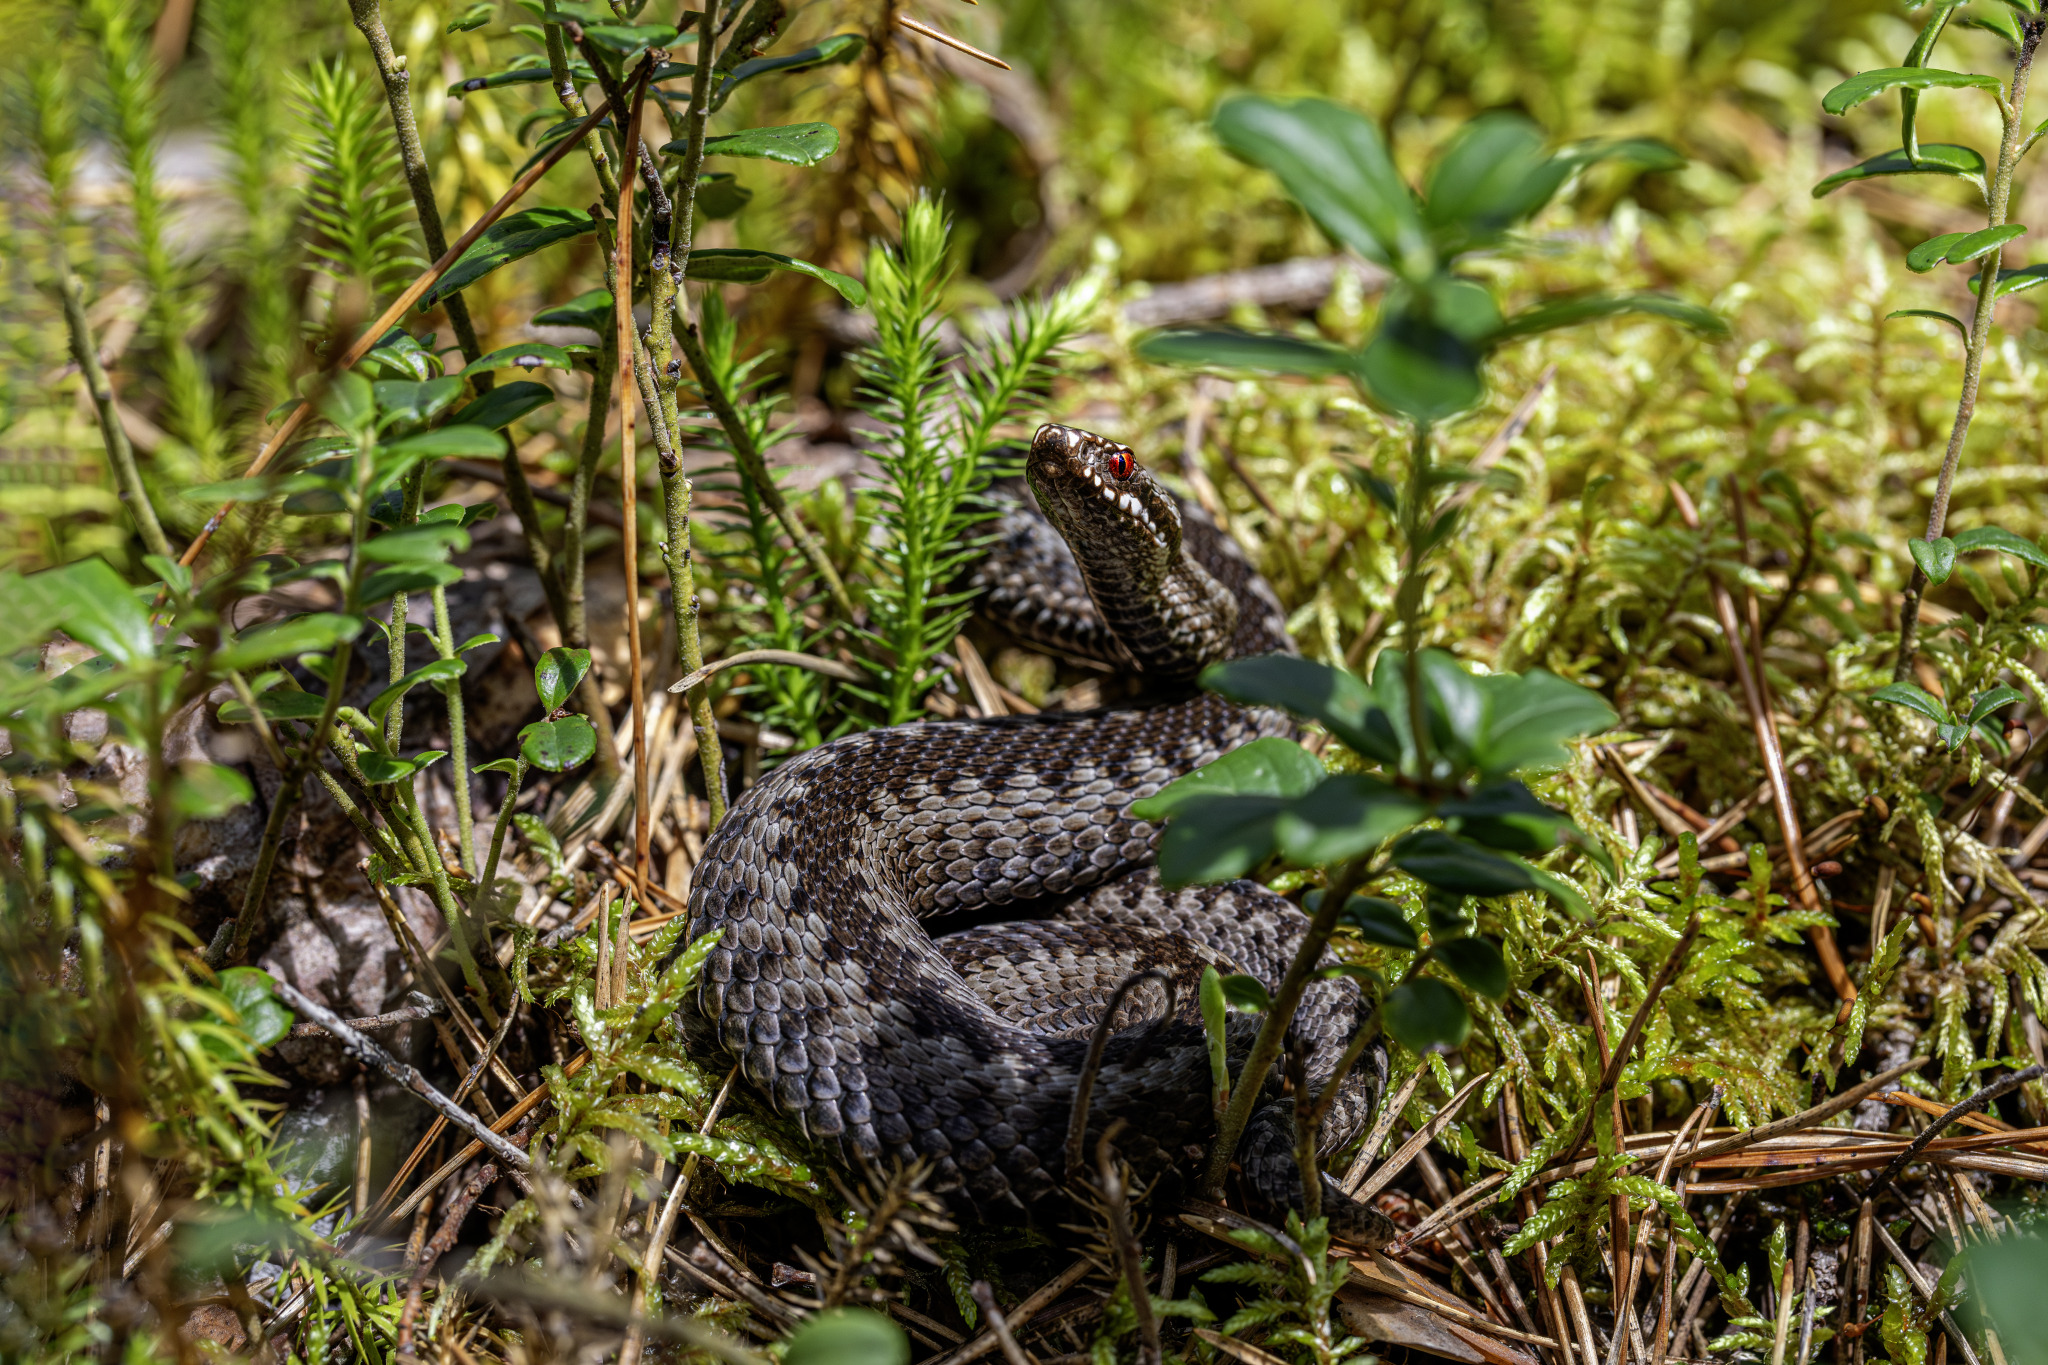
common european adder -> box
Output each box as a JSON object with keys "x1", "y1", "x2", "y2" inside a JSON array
[{"x1": 683, "y1": 422, "x2": 1392, "y2": 1243}]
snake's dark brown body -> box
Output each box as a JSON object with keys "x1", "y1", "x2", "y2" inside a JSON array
[{"x1": 684, "y1": 425, "x2": 1390, "y2": 1240}]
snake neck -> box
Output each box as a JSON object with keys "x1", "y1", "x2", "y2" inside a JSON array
[{"x1": 1026, "y1": 423, "x2": 1242, "y2": 681}]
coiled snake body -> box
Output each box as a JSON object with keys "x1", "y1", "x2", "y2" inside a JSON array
[{"x1": 686, "y1": 424, "x2": 1391, "y2": 1242}]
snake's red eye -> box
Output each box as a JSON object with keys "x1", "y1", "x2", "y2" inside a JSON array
[{"x1": 1106, "y1": 449, "x2": 1135, "y2": 480}]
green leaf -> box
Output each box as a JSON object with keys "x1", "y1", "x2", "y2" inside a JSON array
[
  {"x1": 359, "y1": 749, "x2": 446, "y2": 784},
  {"x1": 419, "y1": 207, "x2": 596, "y2": 308},
  {"x1": 1212, "y1": 95, "x2": 1427, "y2": 271},
  {"x1": 1473, "y1": 668, "x2": 1617, "y2": 776},
  {"x1": 693, "y1": 172, "x2": 752, "y2": 219},
  {"x1": 217, "y1": 688, "x2": 327, "y2": 724},
  {"x1": 171, "y1": 763, "x2": 253, "y2": 820},
  {"x1": 377, "y1": 428, "x2": 507, "y2": 496},
  {"x1": 474, "y1": 757, "x2": 522, "y2": 776},
  {"x1": 318, "y1": 372, "x2": 375, "y2": 434},
  {"x1": 1967, "y1": 4, "x2": 2027, "y2": 46},
  {"x1": 1870, "y1": 682, "x2": 1953, "y2": 724},
  {"x1": 460, "y1": 342, "x2": 585, "y2": 377},
  {"x1": 1909, "y1": 223, "x2": 2025, "y2": 271},
  {"x1": 717, "y1": 33, "x2": 866, "y2": 103},
  {"x1": 360, "y1": 523, "x2": 471, "y2": 563},
  {"x1": 213, "y1": 614, "x2": 363, "y2": 671},
  {"x1": 1441, "y1": 782, "x2": 1578, "y2": 854},
  {"x1": 580, "y1": 23, "x2": 677, "y2": 55},
  {"x1": 686, "y1": 121, "x2": 840, "y2": 166},
  {"x1": 1953, "y1": 524, "x2": 2048, "y2": 569},
  {"x1": 1200, "y1": 654, "x2": 1401, "y2": 764},
  {"x1": 217, "y1": 968, "x2": 294, "y2": 1048},
  {"x1": 1272, "y1": 774, "x2": 1429, "y2": 865},
  {"x1": 784, "y1": 1309, "x2": 908, "y2": 1365},
  {"x1": 1338, "y1": 896, "x2": 1421, "y2": 949},
  {"x1": 534, "y1": 645, "x2": 592, "y2": 712},
  {"x1": 1434, "y1": 937, "x2": 1509, "y2": 999},
  {"x1": 374, "y1": 377, "x2": 463, "y2": 428},
  {"x1": 1131, "y1": 736, "x2": 1325, "y2": 820},
  {"x1": 1384, "y1": 978, "x2": 1471, "y2": 1051},
  {"x1": 361, "y1": 329, "x2": 439, "y2": 381},
  {"x1": 1550, "y1": 136, "x2": 1687, "y2": 177},
  {"x1": 1133, "y1": 738, "x2": 1324, "y2": 886},
  {"x1": 1150, "y1": 798, "x2": 1288, "y2": 886},
  {"x1": 448, "y1": 64, "x2": 586, "y2": 96},
  {"x1": 1422, "y1": 113, "x2": 1565, "y2": 250},
  {"x1": 1907, "y1": 231, "x2": 1971, "y2": 272},
  {"x1": 1391, "y1": 830, "x2": 1539, "y2": 896},
  {"x1": 1216, "y1": 973, "x2": 1271, "y2": 1012},
  {"x1": 446, "y1": 2, "x2": 494, "y2": 33},
  {"x1": 1886, "y1": 308, "x2": 1969, "y2": 338},
  {"x1": 1965, "y1": 684, "x2": 2026, "y2": 728},
  {"x1": 521, "y1": 714, "x2": 598, "y2": 771},
  {"x1": 1992, "y1": 263, "x2": 2048, "y2": 296},
  {"x1": 1909, "y1": 535, "x2": 1957, "y2": 584},
  {"x1": 1820, "y1": 68, "x2": 2002, "y2": 117},
  {"x1": 360, "y1": 562, "x2": 463, "y2": 603},
  {"x1": 1493, "y1": 291, "x2": 1726, "y2": 341},
  {"x1": 19, "y1": 559, "x2": 152, "y2": 666},
  {"x1": 1356, "y1": 278, "x2": 1497, "y2": 421},
  {"x1": 1812, "y1": 143, "x2": 1987, "y2": 198},
  {"x1": 683, "y1": 249, "x2": 867, "y2": 306},
  {"x1": 532, "y1": 289, "x2": 613, "y2": 332},
  {"x1": 1135, "y1": 327, "x2": 1354, "y2": 377},
  {"x1": 367, "y1": 659, "x2": 467, "y2": 725},
  {"x1": 448, "y1": 382, "x2": 556, "y2": 431}
]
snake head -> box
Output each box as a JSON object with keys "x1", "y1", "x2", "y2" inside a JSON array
[
  {"x1": 1025, "y1": 423, "x2": 1182, "y2": 570},
  {"x1": 1026, "y1": 422, "x2": 1238, "y2": 677}
]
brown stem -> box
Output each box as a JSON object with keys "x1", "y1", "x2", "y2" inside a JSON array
[
  {"x1": 1099, "y1": 1125, "x2": 1162, "y2": 1365},
  {"x1": 1671, "y1": 480, "x2": 1855, "y2": 1003},
  {"x1": 613, "y1": 61, "x2": 655, "y2": 894}
]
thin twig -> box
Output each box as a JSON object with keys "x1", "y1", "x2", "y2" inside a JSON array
[
  {"x1": 288, "y1": 991, "x2": 442, "y2": 1039},
  {"x1": 1669, "y1": 481, "x2": 1854, "y2": 1002},
  {"x1": 1098, "y1": 1125, "x2": 1162, "y2": 1365},
  {"x1": 1403, "y1": 1055, "x2": 1929, "y2": 1247},
  {"x1": 669, "y1": 648, "x2": 867, "y2": 694},
  {"x1": 1561, "y1": 914, "x2": 1701, "y2": 1166},
  {"x1": 1202, "y1": 857, "x2": 1369, "y2": 1198},
  {"x1": 613, "y1": 58, "x2": 655, "y2": 897},
  {"x1": 971, "y1": 1283, "x2": 1032, "y2": 1365},
  {"x1": 1065, "y1": 970, "x2": 1175, "y2": 1179},
  {"x1": 1863, "y1": 1064, "x2": 2047, "y2": 1203},
  {"x1": 272, "y1": 980, "x2": 530, "y2": 1170},
  {"x1": 897, "y1": 15, "x2": 1012, "y2": 68},
  {"x1": 919, "y1": 1259, "x2": 1094, "y2": 1365},
  {"x1": 49, "y1": 246, "x2": 169, "y2": 558},
  {"x1": 1341, "y1": 1058, "x2": 1428, "y2": 1196},
  {"x1": 1358, "y1": 1071, "x2": 1489, "y2": 1203}
]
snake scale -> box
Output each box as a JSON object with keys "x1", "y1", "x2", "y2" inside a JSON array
[{"x1": 684, "y1": 423, "x2": 1393, "y2": 1244}]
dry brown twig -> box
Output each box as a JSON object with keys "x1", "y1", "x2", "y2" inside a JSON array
[{"x1": 1668, "y1": 480, "x2": 1855, "y2": 1003}]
